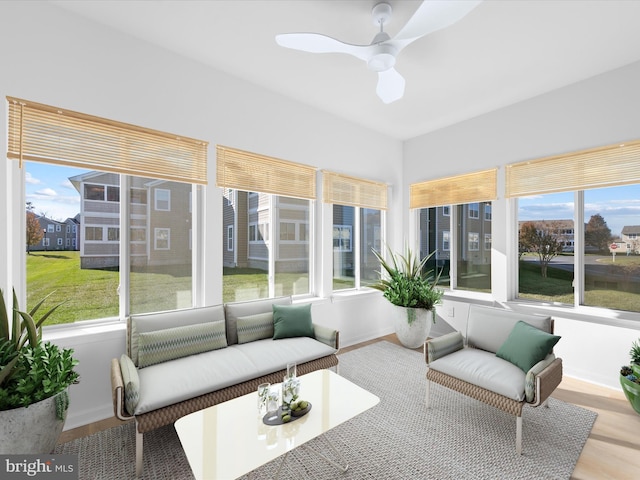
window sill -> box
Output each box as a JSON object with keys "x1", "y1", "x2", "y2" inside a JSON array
[{"x1": 330, "y1": 288, "x2": 380, "y2": 303}]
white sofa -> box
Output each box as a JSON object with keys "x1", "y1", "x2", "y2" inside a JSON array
[
  {"x1": 425, "y1": 304, "x2": 563, "y2": 454},
  {"x1": 111, "y1": 296, "x2": 339, "y2": 477}
]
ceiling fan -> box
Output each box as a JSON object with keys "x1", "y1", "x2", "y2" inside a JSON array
[{"x1": 275, "y1": 1, "x2": 482, "y2": 104}]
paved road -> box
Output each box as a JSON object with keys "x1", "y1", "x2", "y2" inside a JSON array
[{"x1": 522, "y1": 254, "x2": 640, "y2": 282}]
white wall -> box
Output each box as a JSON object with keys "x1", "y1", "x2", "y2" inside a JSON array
[
  {"x1": 0, "y1": 2, "x2": 401, "y2": 429},
  {"x1": 404, "y1": 60, "x2": 640, "y2": 390}
]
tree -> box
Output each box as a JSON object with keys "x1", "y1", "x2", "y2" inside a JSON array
[
  {"x1": 585, "y1": 214, "x2": 612, "y2": 252},
  {"x1": 26, "y1": 205, "x2": 43, "y2": 254},
  {"x1": 519, "y1": 221, "x2": 563, "y2": 278}
]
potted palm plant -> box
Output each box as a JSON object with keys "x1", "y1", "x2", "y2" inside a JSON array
[
  {"x1": 0, "y1": 288, "x2": 79, "y2": 454},
  {"x1": 371, "y1": 246, "x2": 444, "y2": 348}
]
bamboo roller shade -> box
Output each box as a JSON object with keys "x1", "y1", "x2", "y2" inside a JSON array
[
  {"x1": 6, "y1": 96, "x2": 208, "y2": 185},
  {"x1": 216, "y1": 145, "x2": 316, "y2": 200},
  {"x1": 322, "y1": 170, "x2": 387, "y2": 210},
  {"x1": 506, "y1": 140, "x2": 640, "y2": 197},
  {"x1": 410, "y1": 168, "x2": 497, "y2": 209}
]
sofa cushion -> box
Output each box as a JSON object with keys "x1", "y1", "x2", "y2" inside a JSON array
[
  {"x1": 429, "y1": 348, "x2": 526, "y2": 401},
  {"x1": 224, "y1": 296, "x2": 291, "y2": 345},
  {"x1": 466, "y1": 305, "x2": 552, "y2": 353},
  {"x1": 232, "y1": 337, "x2": 337, "y2": 378},
  {"x1": 273, "y1": 304, "x2": 315, "y2": 339},
  {"x1": 129, "y1": 304, "x2": 225, "y2": 365},
  {"x1": 237, "y1": 312, "x2": 274, "y2": 344},
  {"x1": 134, "y1": 337, "x2": 337, "y2": 415},
  {"x1": 137, "y1": 320, "x2": 227, "y2": 368},
  {"x1": 496, "y1": 321, "x2": 561, "y2": 372},
  {"x1": 119, "y1": 354, "x2": 139, "y2": 415}
]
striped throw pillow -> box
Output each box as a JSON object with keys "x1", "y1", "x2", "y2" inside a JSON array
[
  {"x1": 237, "y1": 312, "x2": 274, "y2": 344},
  {"x1": 137, "y1": 320, "x2": 227, "y2": 368}
]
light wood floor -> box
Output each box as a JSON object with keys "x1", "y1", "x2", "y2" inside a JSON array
[{"x1": 59, "y1": 334, "x2": 640, "y2": 479}]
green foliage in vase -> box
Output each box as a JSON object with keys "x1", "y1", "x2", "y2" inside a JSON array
[
  {"x1": 370, "y1": 246, "x2": 444, "y2": 323},
  {"x1": 0, "y1": 288, "x2": 79, "y2": 411},
  {"x1": 630, "y1": 339, "x2": 640, "y2": 366}
]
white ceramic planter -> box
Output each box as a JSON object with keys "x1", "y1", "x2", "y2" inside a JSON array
[
  {"x1": 0, "y1": 390, "x2": 68, "y2": 454},
  {"x1": 392, "y1": 305, "x2": 433, "y2": 349}
]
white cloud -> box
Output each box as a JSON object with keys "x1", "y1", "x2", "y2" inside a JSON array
[
  {"x1": 35, "y1": 188, "x2": 57, "y2": 197},
  {"x1": 60, "y1": 179, "x2": 75, "y2": 190},
  {"x1": 25, "y1": 172, "x2": 41, "y2": 185}
]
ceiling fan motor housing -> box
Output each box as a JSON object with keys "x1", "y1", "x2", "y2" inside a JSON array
[{"x1": 367, "y1": 43, "x2": 397, "y2": 72}]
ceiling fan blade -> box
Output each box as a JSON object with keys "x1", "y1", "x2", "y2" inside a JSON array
[
  {"x1": 389, "y1": 0, "x2": 482, "y2": 52},
  {"x1": 275, "y1": 33, "x2": 375, "y2": 62},
  {"x1": 376, "y1": 68, "x2": 405, "y2": 104}
]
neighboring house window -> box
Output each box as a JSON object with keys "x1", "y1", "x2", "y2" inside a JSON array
[
  {"x1": 249, "y1": 224, "x2": 257, "y2": 242},
  {"x1": 107, "y1": 186, "x2": 120, "y2": 202},
  {"x1": 227, "y1": 225, "x2": 234, "y2": 251},
  {"x1": 280, "y1": 222, "x2": 296, "y2": 241},
  {"x1": 56, "y1": 224, "x2": 61, "y2": 232},
  {"x1": 84, "y1": 184, "x2": 104, "y2": 200},
  {"x1": 66, "y1": 225, "x2": 70, "y2": 233},
  {"x1": 155, "y1": 189, "x2": 170, "y2": 211},
  {"x1": 299, "y1": 223, "x2": 308, "y2": 242},
  {"x1": 71, "y1": 239, "x2": 76, "y2": 247},
  {"x1": 154, "y1": 228, "x2": 170, "y2": 250},
  {"x1": 85, "y1": 226, "x2": 103, "y2": 241},
  {"x1": 47, "y1": 224, "x2": 54, "y2": 233},
  {"x1": 259, "y1": 223, "x2": 269, "y2": 242},
  {"x1": 131, "y1": 228, "x2": 146, "y2": 242},
  {"x1": 485, "y1": 204, "x2": 492, "y2": 221},
  {"x1": 469, "y1": 203, "x2": 480, "y2": 219},
  {"x1": 333, "y1": 225, "x2": 352, "y2": 252},
  {"x1": 443, "y1": 206, "x2": 450, "y2": 216},
  {"x1": 57, "y1": 238, "x2": 63, "y2": 246},
  {"x1": 443, "y1": 231, "x2": 450, "y2": 251},
  {"x1": 468, "y1": 232, "x2": 480, "y2": 251},
  {"x1": 107, "y1": 227, "x2": 120, "y2": 242},
  {"x1": 484, "y1": 233, "x2": 492, "y2": 250},
  {"x1": 42, "y1": 238, "x2": 50, "y2": 247},
  {"x1": 130, "y1": 188, "x2": 147, "y2": 204}
]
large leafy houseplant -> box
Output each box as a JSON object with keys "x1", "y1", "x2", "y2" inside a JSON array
[
  {"x1": 0, "y1": 288, "x2": 79, "y2": 413},
  {"x1": 370, "y1": 246, "x2": 444, "y2": 324},
  {"x1": 619, "y1": 338, "x2": 640, "y2": 416}
]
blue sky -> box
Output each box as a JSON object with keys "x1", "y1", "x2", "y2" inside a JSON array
[{"x1": 26, "y1": 162, "x2": 640, "y2": 238}]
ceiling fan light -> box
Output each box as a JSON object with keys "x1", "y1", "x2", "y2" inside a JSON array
[{"x1": 367, "y1": 44, "x2": 397, "y2": 72}]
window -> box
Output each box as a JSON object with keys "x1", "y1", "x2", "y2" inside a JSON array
[
  {"x1": 131, "y1": 228, "x2": 146, "y2": 242},
  {"x1": 299, "y1": 223, "x2": 308, "y2": 242},
  {"x1": 107, "y1": 227, "x2": 120, "y2": 242},
  {"x1": 154, "y1": 228, "x2": 170, "y2": 250},
  {"x1": 359, "y1": 208, "x2": 382, "y2": 287},
  {"x1": 333, "y1": 224, "x2": 352, "y2": 252},
  {"x1": 249, "y1": 224, "x2": 257, "y2": 242},
  {"x1": 227, "y1": 226, "x2": 234, "y2": 251},
  {"x1": 443, "y1": 206, "x2": 450, "y2": 216},
  {"x1": 56, "y1": 224, "x2": 61, "y2": 232},
  {"x1": 85, "y1": 226, "x2": 103, "y2": 241},
  {"x1": 443, "y1": 231, "x2": 450, "y2": 251},
  {"x1": 484, "y1": 233, "x2": 492, "y2": 250},
  {"x1": 66, "y1": 238, "x2": 70, "y2": 247},
  {"x1": 47, "y1": 224, "x2": 54, "y2": 233},
  {"x1": 469, "y1": 203, "x2": 480, "y2": 219},
  {"x1": 107, "y1": 186, "x2": 119, "y2": 202},
  {"x1": 280, "y1": 222, "x2": 296, "y2": 241},
  {"x1": 468, "y1": 232, "x2": 480, "y2": 251},
  {"x1": 84, "y1": 184, "x2": 104, "y2": 200},
  {"x1": 155, "y1": 189, "x2": 170, "y2": 211},
  {"x1": 42, "y1": 238, "x2": 50, "y2": 247},
  {"x1": 485, "y1": 204, "x2": 492, "y2": 221},
  {"x1": 57, "y1": 238, "x2": 63, "y2": 246},
  {"x1": 66, "y1": 225, "x2": 70, "y2": 233},
  {"x1": 508, "y1": 139, "x2": 640, "y2": 313},
  {"x1": 130, "y1": 188, "x2": 147, "y2": 205}
]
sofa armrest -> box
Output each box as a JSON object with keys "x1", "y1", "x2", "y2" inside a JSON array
[
  {"x1": 111, "y1": 358, "x2": 134, "y2": 421},
  {"x1": 426, "y1": 331, "x2": 464, "y2": 364},
  {"x1": 528, "y1": 357, "x2": 563, "y2": 406},
  {"x1": 313, "y1": 323, "x2": 339, "y2": 350}
]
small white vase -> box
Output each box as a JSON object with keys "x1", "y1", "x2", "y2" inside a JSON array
[{"x1": 392, "y1": 306, "x2": 432, "y2": 349}]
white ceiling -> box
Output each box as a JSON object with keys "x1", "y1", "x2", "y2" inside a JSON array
[{"x1": 51, "y1": 0, "x2": 640, "y2": 141}]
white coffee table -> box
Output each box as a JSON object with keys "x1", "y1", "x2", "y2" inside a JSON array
[{"x1": 175, "y1": 369, "x2": 379, "y2": 479}]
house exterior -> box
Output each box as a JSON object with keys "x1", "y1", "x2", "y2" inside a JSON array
[
  {"x1": 69, "y1": 171, "x2": 192, "y2": 269},
  {"x1": 518, "y1": 219, "x2": 576, "y2": 252},
  {"x1": 30, "y1": 214, "x2": 80, "y2": 252},
  {"x1": 621, "y1": 225, "x2": 640, "y2": 254}
]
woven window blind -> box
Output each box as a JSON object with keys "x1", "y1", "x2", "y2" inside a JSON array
[
  {"x1": 6, "y1": 96, "x2": 208, "y2": 185},
  {"x1": 322, "y1": 171, "x2": 387, "y2": 210},
  {"x1": 410, "y1": 168, "x2": 497, "y2": 209},
  {"x1": 506, "y1": 140, "x2": 640, "y2": 197},
  {"x1": 216, "y1": 145, "x2": 316, "y2": 200}
]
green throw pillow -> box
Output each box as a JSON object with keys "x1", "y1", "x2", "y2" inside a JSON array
[
  {"x1": 272, "y1": 304, "x2": 315, "y2": 340},
  {"x1": 496, "y1": 320, "x2": 561, "y2": 372}
]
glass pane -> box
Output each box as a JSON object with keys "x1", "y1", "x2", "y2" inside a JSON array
[
  {"x1": 360, "y1": 208, "x2": 381, "y2": 287},
  {"x1": 333, "y1": 205, "x2": 355, "y2": 290},
  {"x1": 584, "y1": 185, "x2": 640, "y2": 312},
  {"x1": 418, "y1": 207, "x2": 450, "y2": 287},
  {"x1": 129, "y1": 179, "x2": 192, "y2": 314},
  {"x1": 457, "y1": 202, "x2": 492, "y2": 292},
  {"x1": 26, "y1": 162, "x2": 119, "y2": 324},
  {"x1": 222, "y1": 190, "x2": 268, "y2": 302},
  {"x1": 274, "y1": 196, "x2": 310, "y2": 296},
  {"x1": 518, "y1": 193, "x2": 574, "y2": 304}
]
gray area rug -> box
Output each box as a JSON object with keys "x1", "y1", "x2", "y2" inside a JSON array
[{"x1": 55, "y1": 341, "x2": 597, "y2": 479}]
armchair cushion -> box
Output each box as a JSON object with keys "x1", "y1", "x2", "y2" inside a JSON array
[
  {"x1": 496, "y1": 321, "x2": 560, "y2": 372},
  {"x1": 237, "y1": 312, "x2": 274, "y2": 344}
]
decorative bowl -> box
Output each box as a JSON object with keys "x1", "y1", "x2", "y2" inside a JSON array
[{"x1": 290, "y1": 402, "x2": 312, "y2": 417}]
